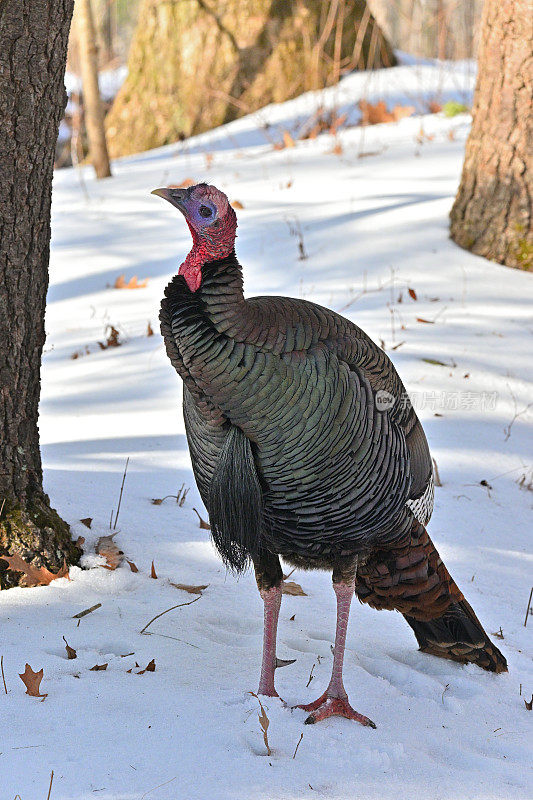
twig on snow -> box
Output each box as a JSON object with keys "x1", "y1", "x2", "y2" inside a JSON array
[
  {"x1": 72, "y1": 602, "x2": 102, "y2": 619},
  {"x1": 113, "y1": 457, "x2": 130, "y2": 529},
  {"x1": 46, "y1": 771, "x2": 54, "y2": 800},
  {"x1": 524, "y1": 587, "x2": 533, "y2": 628},
  {"x1": 140, "y1": 596, "x2": 201, "y2": 636},
  {"x1": 292, "y1": 732, "x2": 304, "y2": 759},
  {"x1": 1, "y1": 655, "x2": 7, "y2": 694}
]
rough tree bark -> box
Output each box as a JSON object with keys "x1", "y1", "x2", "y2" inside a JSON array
[
  {"x1": 75, "y1": 0, "x2": 112, "y2": 178},
  {"x1": 0, "y1": 0, "x2": 82, "y2": 589},
  {"x1": 450, "y1": 0, "x2": 532, "y2": 271},
  {"x1": 106, "y1": 0, "x2": 396, "y2": 158}
]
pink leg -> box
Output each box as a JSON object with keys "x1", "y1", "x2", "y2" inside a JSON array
[
  {"x1": 297, "y1": 580, "x2": 376, "y2": 727},
  {"x1": 257, "y1": 585, "x2": 282, "y2": 697}
]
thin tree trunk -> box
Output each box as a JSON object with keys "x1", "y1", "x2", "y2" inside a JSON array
[
  {"x1": 76, "y1": 0, "x2": 112, "y2": 178},
  {"x1": 0, "y1": 0, "x2": 81, "y2": 589},
  {"x1": 450, "y1": 0, "x2": 532, "y2": 270}
]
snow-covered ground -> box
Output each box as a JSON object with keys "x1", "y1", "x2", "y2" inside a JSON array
[{"x1": 1, "y1": 59, "x2": 532, "y2": 800}]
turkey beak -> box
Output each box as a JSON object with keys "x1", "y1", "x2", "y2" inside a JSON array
[{"x1": 151, "y1": 187, "x2": 188, "y2": 213}]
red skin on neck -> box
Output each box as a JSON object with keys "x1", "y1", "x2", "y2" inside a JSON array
[{"x1": 178, "y1": 214, "x2": 237, "y2": 292}]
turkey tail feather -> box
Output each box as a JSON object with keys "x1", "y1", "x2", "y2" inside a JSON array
[
  {"x1": 356, "y1": 517, "x2": 507, "y2": 673},
  {"x1": 403, "y1": 598, "x2": 507, "y2": 673},
  {"x1": 209, "y1": 425, "x2": 263, "y2": 573}
]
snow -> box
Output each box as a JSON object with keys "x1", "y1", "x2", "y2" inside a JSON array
[{"x1": 1, "y1": 58, "x2": 532, "y2": 800}]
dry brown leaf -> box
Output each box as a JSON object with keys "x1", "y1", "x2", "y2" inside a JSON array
[
  {"x1": 137, "y1": 658, "x2": 156, "y2": 674},
  {"x1": 392, "y1": 104, "x2": 415, "y2": 122},
  {"x1": 98, "y1": 325, "x2": 121, "y2": 349},
  {"x1": 249, "y1": 691, "x2": 271, "y2": 755},
  {"x1": 274, "y1": 130, "x2": 296, "y2": 150},
  {"x1": 114, "y1": 274, "x2": 148, "y2": 290},
  {"x1": 192, "y1": 508, "x2": 210, "y2": 529},
  {"x1": 416, "y1": 317, "x2": 435, "y2": 324},
  {"x1": 146, "y1": 321, "x2": 154, "y2": 337},
  {"x1": 96, "y1": 534, "x2": 123, "y2": 570},
  {"x1": 359, "y1": 100, "x2": 392, "y2": 125},
  {"x1": 283, "y1": 130, "x2": 295, "y2": 148},
  {"x1": 359, "y1": 100, "x2": 414, "y2": 126},
  {"x1": 19, "y1": 664, "x2": 47, "y2": 698},
  {"x1": 169, "y1": 178, "x2": 195, "y2": 189},
  {"x1": 282, "y1": 580, "x2": 307, "y2": 596},
  {"x1": 151, "y1": 561, "x2": 158, "y2": 579},
  {"x1": 63, "y1": 636, "x2": 77, "y2": 660},
  {"x1": 428, "y1": 101, "x2": 442, "y2": 114},
  {"x1": 170, "y1": 582, "x2": 208, "y2": 595},
  {"x1": 524, "y1": 695, "x2": 533, "y2": 711},
  {"x1": 80, "y1": 517, "x2": 92, "y2": 528},
  {"x1": 75, "y1": 536, "x2": 85, "y2": 548},
  {"x1": 89, "y1": 663, "x2": 108, "y2": 671},
  {"x1": 151, "y1": 498, "x2": 164, "y2": 505},
  {"x1": 1, "y1": 553, "x2": 69, "y2": 587},
  {"x1": 231, "y1": 200, "x2": 244, "y2": 209},
  {"x1": 126, "y1": 560, "x2": 139, "y2": 573},
  {"x1": 408, "y1": 288, "x2": 417, "y2": 301}
]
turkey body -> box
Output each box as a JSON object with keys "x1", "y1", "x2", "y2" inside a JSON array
[
  {"x1": 161, "y1": 252, "x2": 433, "y2": 568},
  {"x1": 157, "y1": 182, "x2": 506, "y2": 724}
]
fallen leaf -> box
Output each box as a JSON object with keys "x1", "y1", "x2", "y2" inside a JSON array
[
  {"x1": 75, "y1": 536, "x2": 85, "y2": 548},
  {"x1": 146, "y1": 321, "x2": 154, "y2": 337},
  {"x1": 151, "y1": 561, "x2": 158, "y2": 579},
  {"x1": 89, "y1": 663, "x2": 108, "y2": 671},
  {"x1": 428, "y1": 100, "x2": 442, "y2": 114},
  {"x1": 170, "y1": 583, "x2": 208, "y2": 595},
  {"x1": 137, "y1": 658, "x2": 156, "y2": 675},
  {"x1": 126, "y1": 560, "x2": 139, "y2": 573},
  {"x1": 96, "y1": 534, "x2": 123, "y2": 570},
  {"x1": 274, "y1": 130, "x2": 296, "y2": 150},
  {"x1": 80, "y1": 517, "x2": 92, "y2": 528},
  {"x1": 63, "y1": 636, "x2": 77, "y2": 660},
  {"x1": 392, "y1": 104, "x2": 415, "y2": 121},
  {"x1": 151, "y1": 498, "x2": 164, "y2": 505},
  {"x1": 192, "y1": 508, "x2": 210, "y2": 529},
  {"x1": 408, "y1": 288, "x2": 417, "y2": 301},
  {"x1": 283, "y1": 130, "x2": 295, "y2": 148},
  {"x1": 231, "y1": 200, "x2": 244, "y2": 209},
  {"x1": 282, "y1": 580, "x2": 307, "y2": 596},
  {"x1": 289, "y1": 614, "x2": 296, "y2": 621},
  {"x1": 114, "y1": 274, "x2": 148, "y2": 290},
  {"x1": 19, "y1": 664, "x2": 47, "y2": 698},
  {"x1": 1, "y1": 554, "x2": 69, "y2": 587},
  {"x1": 98, "y1": 325, "x2": 121, "y2": 349},
  {"x1": 525, "y1": 695, "x2": 533, "y2": 711},
  {"x1": 417, "y1": 317, "x2": 435, "y2": 324},
  {"x1": 249, "y1": 692, "x2": 271, "y2": 755},
  {"x1": 169, "y1": 178, "x2": 195, "y2": 189}
]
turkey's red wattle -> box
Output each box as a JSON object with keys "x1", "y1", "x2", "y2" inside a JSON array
[{"x1": 178, "y1": 212, "x2": 237, "y2": 292}]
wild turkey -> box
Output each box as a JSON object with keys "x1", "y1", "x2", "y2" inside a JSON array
[{"x1": 153, "y1": 183, "x2": 507, "y2": 726}]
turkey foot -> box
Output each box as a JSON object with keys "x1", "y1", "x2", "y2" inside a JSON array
[
  {"x1": 295, "y1": 574, "x2": 375, "y2": 727},
  {"x1": 297, "y1": 692, "x2": 376, "y2": 726}
]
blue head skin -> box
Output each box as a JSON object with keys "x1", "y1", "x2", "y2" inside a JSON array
[{"x1": 152, "y1": 183, "x2": 237, "y2": 291}]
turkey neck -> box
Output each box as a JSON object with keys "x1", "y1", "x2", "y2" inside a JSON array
[{"x1": 160, "y1": 250, "x2": 252, "y2": 403}]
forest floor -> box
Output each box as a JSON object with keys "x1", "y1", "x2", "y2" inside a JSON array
[{"x1": 1, "y1": 58, "x2": 532, "y2": 800}]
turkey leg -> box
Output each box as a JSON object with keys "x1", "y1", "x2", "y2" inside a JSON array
[
  {"x1": 297, "y1": 560, "x2": 376, "y2": 726},
  {"x1": 254, "y1": 551, "x2": 285, "y2": 697}
]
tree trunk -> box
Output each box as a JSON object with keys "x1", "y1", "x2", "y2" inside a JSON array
[
  {"x1": 106, "y1": 0, "x2": 396, "y2": 158},
  {"x1": 450, "y1": 0, "x2": 532, "y2": 271},
  {"x1": 75, "y1": 0, "x2": 112, "y2": 178},
  {"x1": 0, "y1": 0, "x2": 82, "y2": 589}
]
